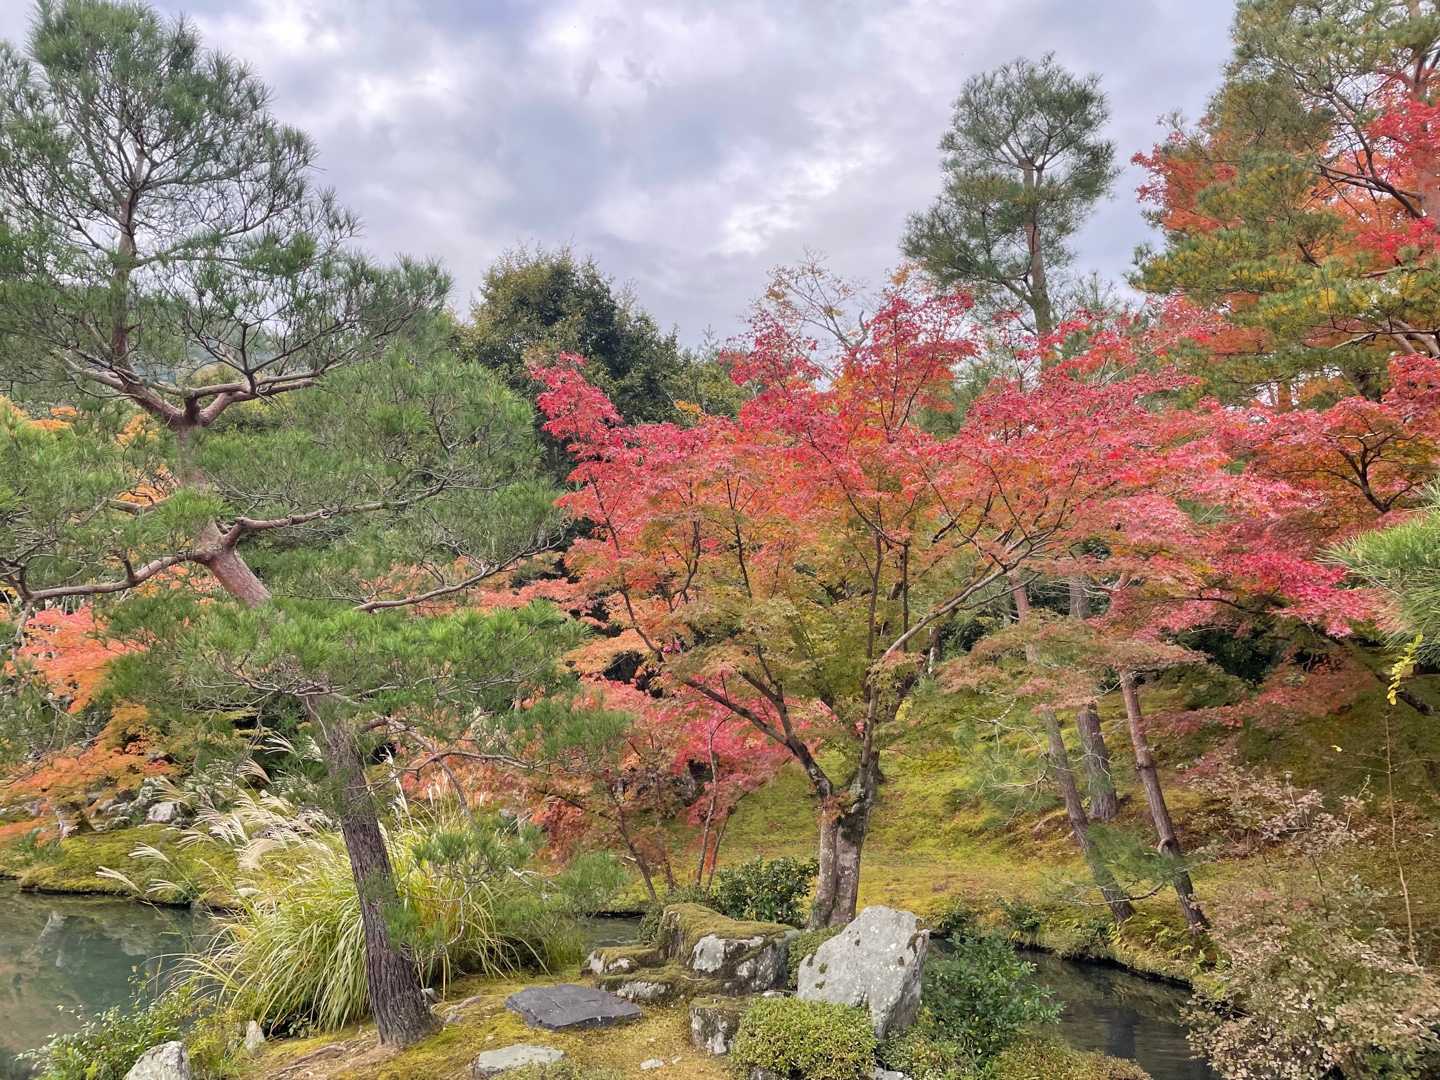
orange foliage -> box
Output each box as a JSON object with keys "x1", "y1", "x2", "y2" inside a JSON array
[
  {"x1": 7, "y1": 706, "x2": 171, "y2": 804},
  {"x1": 12, "y1": 607, "x2": 135, "y2": 713}
]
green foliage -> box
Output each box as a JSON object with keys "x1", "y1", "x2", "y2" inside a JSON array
[
  {"x1": 908, "y1": 935, "x2": 1059, "y2": 1069},
  {"x1": 928, "y1": 895, "x2": 984, "y2": 941},
  {"x1": 785, "y1": 927, "x2": 841, "y2": 989},
  {"x1": 25, "y1": 982, "x2": 214, "y2": 1080},
  {"x1": 730, "y1": 996, "x2": 878, "y2": 1080},
  {"x1": 988, "y1": 1037, "x2": 1151, "y2": 1080},
  {"x1": 1340, "y1": 488, "x2": 1440, "y2": 657},
  {"x1": 904, "y1": 53, "x2": 1116, "y2": 332},
  {"x1": 460, "y1": 245, "x2": 729, "y2": 426},
  {"x1": 711, "y1": 856, "x2": 818, "y2": 927},
  {"x1": 996, "y1": 898, "x2": 1045, "y2": 937}
]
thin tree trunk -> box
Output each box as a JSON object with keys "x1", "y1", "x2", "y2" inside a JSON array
[
  {"x1": 1041, "y1": 706, "x2": 1135, "y2": 924},
  {"x1": 200, "y1": 535, "x2": 436, "y2": 1044},
  {"x1": 1075, "y1": 702, "x2": 1119, "y2": 822},
  {"x1": 319, "y1": 713, "x2": 439, "y2": 1045},
  {"x1": 1013, "y1": 578, "x2": 1133, "y2": 923},
  {"x1": 1119, "y1": 672, "x2": 1207, "y2": 933},
  {"x1": 1067, "y1": 577, "x2": 1119, "y2": 821}
]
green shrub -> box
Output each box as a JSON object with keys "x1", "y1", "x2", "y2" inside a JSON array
[
  {"x1": 25, "y1": 983, "x2": 225, "y2": 1080},
  {"x1": 786, "y1": 926, "x2": 841, "y2": 988},
  {"x1": 711, "y1": 855, "x2": 817, "y2": 926},
  {"x1": 924, "y1": 936, "x2": 1058, "y2": 1059},
  {"x1": 928, "y1": 895, "x2": 983, "y2": 940},
  {"x1": 996, "y1": 897, "x2": 1044, "y2": 937},
  {"x1": 731, "y1": 996, "x2": 878, "y2": 1080},
  {"x1": 878, "y1": 1027, "x2": 971, "y2": 1080}
]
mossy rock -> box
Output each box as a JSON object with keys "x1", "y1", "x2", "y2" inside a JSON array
[
  {"x1": 657, "y1": 903, "x2": 791, "y2": 993},
  {"x1": 595, "y1": 963, "x2": 721, "y2": 1004},
  {"x1": 689, "y1": 994, "x2": 752, "y2": 1056},
  {"x1": 582, "y1": 944, "x2": 662, "y2": 977}
]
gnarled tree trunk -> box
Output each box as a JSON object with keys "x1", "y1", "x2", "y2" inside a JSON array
[
  {"x1": 809, "y1": 758, "x2": 878, "y2": 928},
  {"x1": 1119, "y1": 672, "x2": 1207, "y2": 933}
]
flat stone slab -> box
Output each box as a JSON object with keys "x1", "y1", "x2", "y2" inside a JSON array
[
  {"x1": 471, "y1": 1044, "x2": 564, "y2": 1076},
  {"x1": 505, "y1": 983, "x2": 642, "y2": 1031}
]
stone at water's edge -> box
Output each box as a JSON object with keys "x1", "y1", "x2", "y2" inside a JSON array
[
  {"x1": 797, "y1": 905, "x2": 929, "y2": 1040},
  {"x1": 505, "y1": 984, "x2": 642, "y2": 1030},
  {"x1": 584, "y1": 943, "x2": 662, "y2": 976},
  {"x1": 690, "y1": 995, "x2": 748, "y2": 1055},
  {"x1": 124, "y1": 1041, "x2": 191, "y2": 1080},
  {"x1": 470, "y1": 1044, "x2": 565, "y2": 1076}
]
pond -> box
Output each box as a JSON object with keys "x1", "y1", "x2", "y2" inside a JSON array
[
  {"x1": 1027, "y1": 951, "x2": 1217, "y2": 1080},
  {"x1": 0, "y1": 883, "x2": 199, "y2": 1079},
  {"x1": 0, "y1": 894, "x2": 1216, "y2": 1080}
]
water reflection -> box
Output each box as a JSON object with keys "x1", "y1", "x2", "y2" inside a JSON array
[
  {"x1": 1027, "y1": 951, "x2": 1218, "y2": 1080},
  {"x1": 0, "y1": 884, "x2": 198, "y2": 1074}
]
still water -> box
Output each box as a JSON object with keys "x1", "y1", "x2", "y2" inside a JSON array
[
  {"x1": 0, "y1": 883, "x2": 198, "y2": 1078},
  {"x1": 0, "y1": 895, "x2": 1214, "y2": 1080},
  {"x1": 1027, "y1": 951, "x2": 1217, "y2": 1080}
]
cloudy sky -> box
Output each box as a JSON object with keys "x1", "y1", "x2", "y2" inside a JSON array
[{"x1": 0, "y1": 0, "x2": 1237, "y2": 344}]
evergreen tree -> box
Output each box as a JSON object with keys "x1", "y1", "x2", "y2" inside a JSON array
[
  {"x1": 0, "y1": 0, "x2": 566, "y2": 1045},
  {"x1": 903, "y1": 53, "x2": 1116, "y2": 336}
]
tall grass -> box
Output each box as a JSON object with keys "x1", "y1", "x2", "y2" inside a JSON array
[{"x1": 101, "y1": 757, "x2": 619, "y2": 1034}]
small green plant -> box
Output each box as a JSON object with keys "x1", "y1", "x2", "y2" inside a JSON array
[
  {"x1": 731, "y1": 996, "x2": 878, "y2": 1080},
  {"x1": 883, "y1": 934, "x2": 1058, "y2": 1077},
  {"x1": 996, "y1": 897, "x2": 1044, "y2": 937},
  {"x1": 928, "y1": 895, "x2": 982, "y2": 940},
  {"x1": 25, "y1": 983, "x2": 209, "y2": 1080},
  {"x1": 711, "y1": 855, "x2": 818, "y2": 926},
  {"x1": 786, "y1": 926, "x2": 841, "y2": 988}
]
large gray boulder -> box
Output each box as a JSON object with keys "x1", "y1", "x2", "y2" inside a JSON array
[
  {"x1": 471, "y1": 1044, "x2": 564, "y2": 1076},
  {"x1": 797, "y1": 906, "x2": 928, "y2": 1039},
  {"x1": 505, "y1": 983, "x2": 641, "y2": 1030},
  {"x1": 124, "y1": 1042, "x2": 191, "y2": 1080}
]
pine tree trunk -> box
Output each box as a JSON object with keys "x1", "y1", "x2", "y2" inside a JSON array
[
  {"x1": 1075, "y1": 702, "x2": 1119, "y2": 822},
  {"x1": 1119, "y1": 672, "x2": 1207, "y2": 933},
  {"x1": 200, "y1": 537, "x2": 437, "y2": 1045},
  {"x1": 319, "y1": 712, "x2": 439, "y2": 1045},
  {"x1": 1041, "y1": 706, "x2": 1135, "y2": 924},
  {"x1": 1012, "y1": 576, "x2": 1132, "y2": 924},
  {"x1": 809, "y1": 762, "x2": 876, "y2": 929},
  {"x1": 1067, "y1": 577, "x2": 1118, "y2": 821}
]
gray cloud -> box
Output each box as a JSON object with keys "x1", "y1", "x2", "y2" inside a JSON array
[{"x1": 0, "y1": 0, "x2": 1235, "y2": 343}]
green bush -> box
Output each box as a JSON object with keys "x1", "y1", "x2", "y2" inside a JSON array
[
  {"x1": 25, "y1": 984, "x2": 227, "y2": 1080},
  {"x1": 786, "y1": 926, "x2": 841, "y2": 988},
  {"x1": 996, "y1": 897, "x2": 1044, "y2": 937},
  {"x1": 711, "y1": 855, "x2": 818, "y2": 926},
  {"x1": 883, "y1": 935, "x2": 1058, "y2": 1077},
  {"x1": 731, "y1": 996, "x2": 878, "y2": 1080}
]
